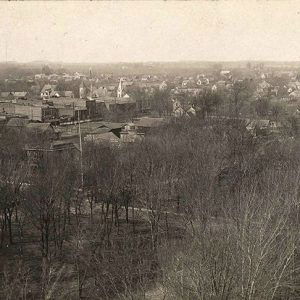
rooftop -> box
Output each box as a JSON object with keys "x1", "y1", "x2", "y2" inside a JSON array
[{"x1": 134, "y1": 117, "x2": 165, "y2": 128}]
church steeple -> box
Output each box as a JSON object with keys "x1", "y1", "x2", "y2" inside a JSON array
[{"x1": 117, "y1": 78, "x2": 123, "y2": 98}]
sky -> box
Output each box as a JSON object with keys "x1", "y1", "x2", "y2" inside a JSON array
[{"x1": 1, "y1": 1, "x2": 300, "y2": 63}]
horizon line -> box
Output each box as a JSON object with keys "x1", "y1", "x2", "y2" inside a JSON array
[{"x1": 2, "y1": 60, "x2": 300, "y2": 65}]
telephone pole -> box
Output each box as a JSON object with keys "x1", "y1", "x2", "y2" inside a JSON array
[{"x1": 78, "y1": 110, "x2": 84, "y2": 190}]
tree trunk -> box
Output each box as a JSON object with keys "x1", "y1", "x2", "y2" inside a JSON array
[{"x1": 7, "y1": 210, "x2": 13, "y2": 244}]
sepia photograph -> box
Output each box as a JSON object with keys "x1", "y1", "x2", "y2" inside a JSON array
[{"x1": 1, "y1": 1, "x2": 300, "y2": 299}]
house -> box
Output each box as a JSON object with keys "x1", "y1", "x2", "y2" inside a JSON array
[
  {"x1": 197, "y1": 74, "x2": 206, "y2": 80},
  {"x1": 212, "y1": 84, "x2": 218, "y2": 92},
  {"x1": 134, "y1": 117, "x2": 166, "y2": 133},
  {"x1": 172, "y1": 99, "x2": 183, "y2": 117},
  {"x1": 74, "y1": 72, "x2": 87, "y2": 80},
  {"x1": 91, "y1": 87, "x2": 108, "y2": 98},
  {"x1": 120, "y1": 123, "x2": 144, "y2": 143},
  {"x1": 257, "y1": 81, "x2": 272, "y2": 95},
  {"x1": 186, "y1": 107, "x2": 196, "y2": 117},
  {"x1": 98, "y1": 122, "x2": 127, "y2": 138},
  {"x1": 196, "y1": 77, "x2": 209, "y2": 86},
  {"x1": 51, "y1": 140, "x2": 80, "y2": 153},
  {"x1": 41, "y1": 85, "x2": 59, "y2": 98},
  {"x1": 159, "y1": 81, "x2": 168, "y2": 91},
  {"x1": 172, "y1": 99, "x2": 192, "y2": 117},
  {"x1": 173, "y1": 100, "x2": 196, "y2": 118},
  {"x1": 35, "y1": 74, "x2": 47, "y2": 80},
  {"x1": 13, "y1": 92, "x2": 28, "y2": 100},
  {"x1": 84, "y1": 131, "x2": 120, "y2": 145},
  {"x1": 289, "y1": 90, "x2": 300, "y2": 101},
  {"x1": 82, "y1": 121, "x2": 125, "y2": 145},
  {"x1": 246, "y1": 119, "x2": 270, "y2": 133},
  {"x1": 220, "y1": 70, "x2": 231, "y2": 78},
  {"x1": 80, "y1": 81, "x2": 106, "y2": 99},
  {"x1": 246, "y1": 119, "x2": 282, "y2": 136},
  {"x1": 196, "y1": 79, "x2": 202, "y2": 86}
]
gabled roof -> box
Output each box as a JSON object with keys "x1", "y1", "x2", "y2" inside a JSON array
[
  {"x1": 220, "y1": 70, "x2": 231, "y2": 75},
  {"x1": 247, "y1": 119, "x2": 270, "y2": 129},
  {"x1": 14, "y1": 92, "x2": 28, "y2": 97},
  {"x1": 51, "y1": 140, "x2": 80, "y2": 151},
  {"x1": 86, "y1": 131, "x2": 120, "y2": 143},
  {"x1": 134, "y1": 117, "x2": 165, "y2": 128},
  {"x1": 98, "y1": 122, "x2": 126, "y2": 130},
  {"x1": 41, "y1": 84, "x2": 57, "y2": 93}
]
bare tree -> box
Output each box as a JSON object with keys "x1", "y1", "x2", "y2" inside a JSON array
[
  {"x1": 22, "y1": 151, "x2": 78, "y2": 298},
  {"x1": 0, "y1": 128, "x2": 28, "y2": 247},
  {"x1": 192, "y1": 88, "x2": 222, "y2": 119}
]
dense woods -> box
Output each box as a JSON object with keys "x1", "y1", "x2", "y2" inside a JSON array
[{"x1": 1, "y1": 115, "x2": 300, "y2": 299}]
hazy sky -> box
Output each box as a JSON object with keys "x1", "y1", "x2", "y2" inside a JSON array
[{"x1": 1, "y1": 1, "x2": 300, "y2": 63}]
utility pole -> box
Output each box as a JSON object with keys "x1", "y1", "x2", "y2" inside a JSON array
[
  {"x1": 78, "y1": 109, "x2": 84, "y2": 190},
  {"x1": 73, "y1": 102, "x2": 75, "y2": 124}
]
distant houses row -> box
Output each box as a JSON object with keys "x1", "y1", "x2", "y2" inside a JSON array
[{"x1": 1, "y1": 116, "x2": 167, "y2": 170}]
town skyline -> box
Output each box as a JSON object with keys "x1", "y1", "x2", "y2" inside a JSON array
[{"x1": 2, "y1": 2, "x2": 300, "y2": 297}]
